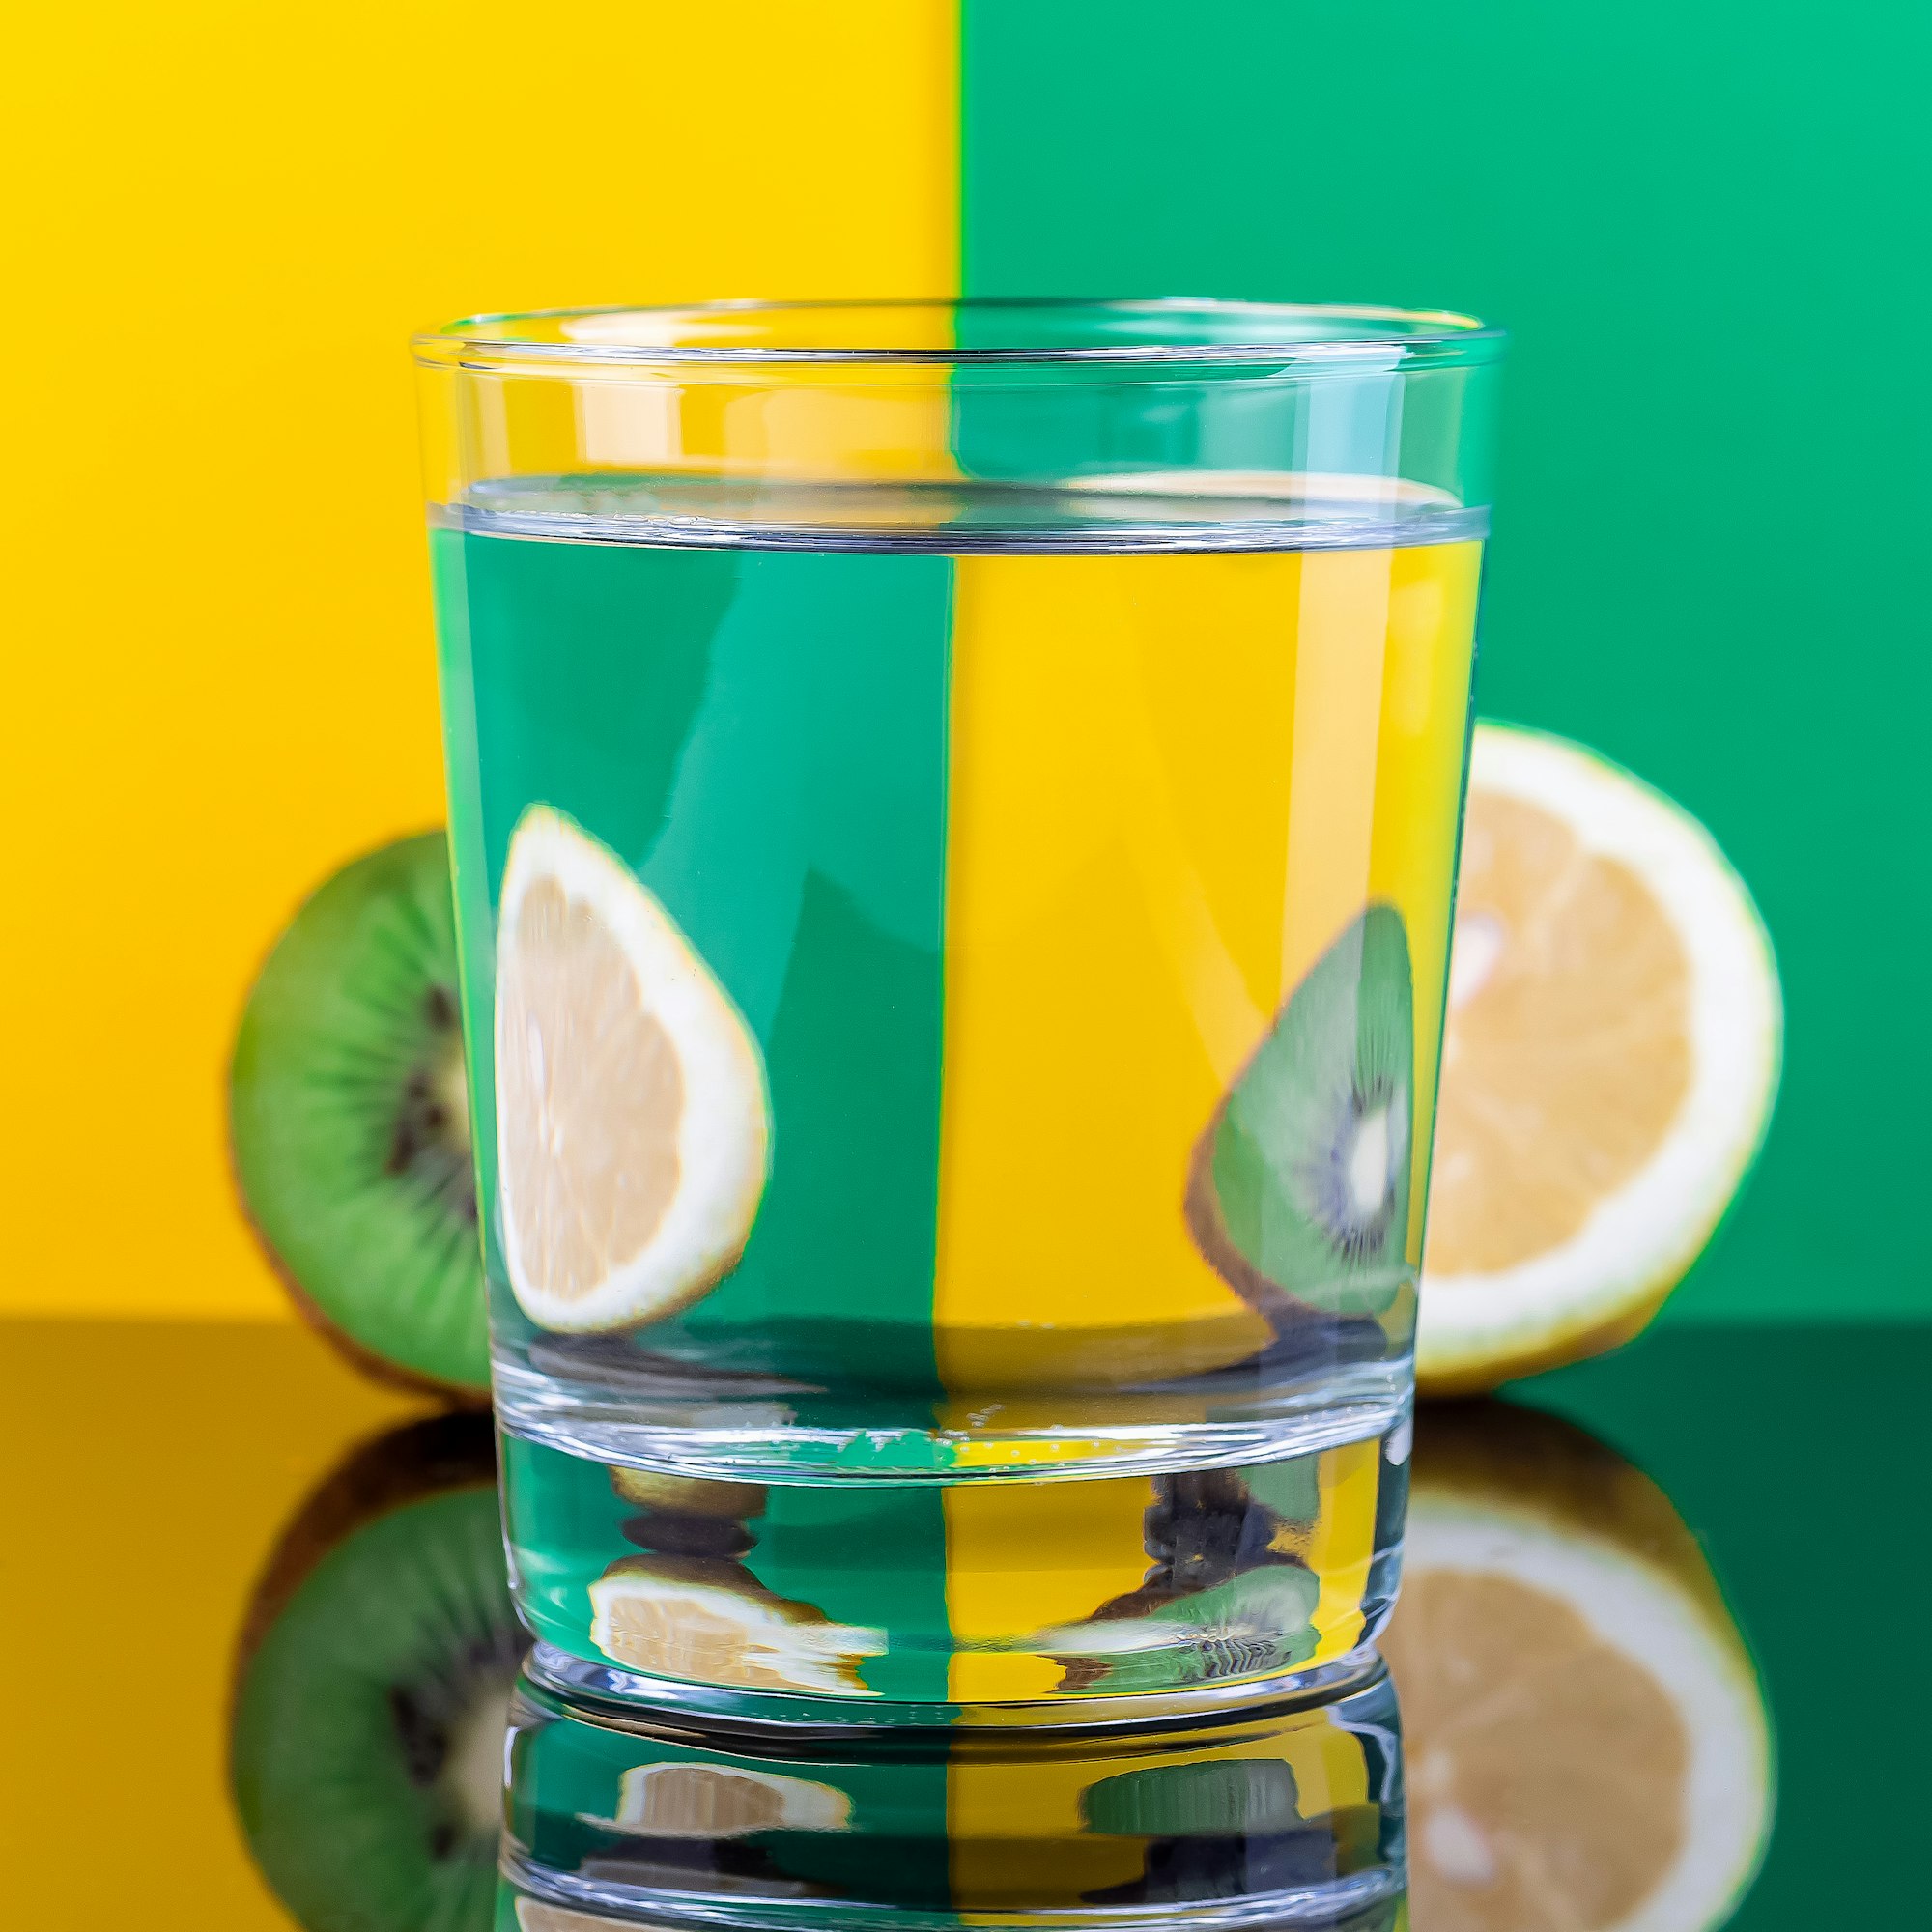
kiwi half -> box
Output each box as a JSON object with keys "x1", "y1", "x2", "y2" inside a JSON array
[
  {"x1": 231, "y1": 1412, "x2": 526, "y2": 1932},
  {"x1": 1186, "y1": 905, "x2": 1414, "y2": 1323},
  {"x1": 230, "y1": 831, "x2": 488, "y2": 1397}
]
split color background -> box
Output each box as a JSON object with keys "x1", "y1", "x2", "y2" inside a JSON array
[
  {"x1": 1, "y1": 8, "x2": 1923, "y2": 1928},
  {"x1": 5, "y1": 0, "x2": 1923, "y2": 1327}
]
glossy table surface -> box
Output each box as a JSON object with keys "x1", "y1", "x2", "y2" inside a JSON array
[{"x1": 5, "y1": 1316, "x2": 1922, "y2": 1930}]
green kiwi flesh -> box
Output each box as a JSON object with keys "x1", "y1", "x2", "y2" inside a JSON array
[
  {"x1": 230, "y1": 831, "x2": 488, "y2": 1395},
  {"x1": 1186, "y1": 905, "x2": 1414, "y2": 1321},
  {"x1": 1056, "y1": 1469, "x2": 1322, "y2": 1693},
  {"x1": 232, "y1": 1413, "x2": 526, "y2": 1932}
]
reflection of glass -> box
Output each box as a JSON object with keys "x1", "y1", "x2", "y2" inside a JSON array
[
  {"x1": 502, "y1": 1662, "x2": 1406, "y2": 1929},
  {"x1": 1381, "y1": 1402, "x2": 1772, "y2": 1932},
  {"x1": 226, "y1": 1366, "x2": 1767, "y2": 1932},
  {"x1": 506, "y1": 1419, "x2": 1410, "y2": 1719},
  {"x1": 229, "y1": 1414, "x2": 527, "y2": 1932}
]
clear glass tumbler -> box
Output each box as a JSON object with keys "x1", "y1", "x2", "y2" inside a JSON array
[{"x1": 417, "y1": 298, "x2": 1501, "y2": 1717}]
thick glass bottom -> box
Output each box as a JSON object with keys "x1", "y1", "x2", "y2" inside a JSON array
[
  {"x1": 498, "y1": 1411, "x2": 1410, "y2": 1718},
  {"x1": 523, "y1": 1640, "x2": 1391, "y2": 1735}
]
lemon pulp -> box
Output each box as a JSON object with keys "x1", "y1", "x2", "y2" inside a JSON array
[{"x1": 495, "y1": 807, "x2": 770, "y2": 1335}]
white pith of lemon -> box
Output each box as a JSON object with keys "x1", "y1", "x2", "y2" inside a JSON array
[
  {"x1": 495, "y1": 807, "x2": 770, "y2": 1334},
  {"x1": 586, "y1": 1762, "x2": 852, "y2": 1838},
  {"x1": 586, "y1": 1564, "x2": 887, "y2": 1697},
  {"x1": 1418, "y1": 724, "x2": 1781, "y2": 1391},
  {"x1": 1389, "y1": 1492, "x2": 1772, "y2": 1932}
]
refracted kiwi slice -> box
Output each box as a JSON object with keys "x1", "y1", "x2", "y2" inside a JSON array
[
  {"x1": 1047, "y1": 1469, "x2": 1322, "y2": 1693},
  {"x1": 230, "y1": 832, "x2": 488, "y2": 1396},
  {"x1": 1187, "y1": 905, "x2": 1414, "y2": 1321},
  {"x1": 1054, "y1": 1566, "x2": 1322, "y2": 1695},
  {"x1": 231, "y1": 1413, "x2": 527, "y2": 1932},
  {"x1": 611, "y1": 1465, "x2": 767, "y2": 1560}
]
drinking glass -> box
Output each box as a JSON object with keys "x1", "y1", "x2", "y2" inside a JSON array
[{"x1": 416, "y1": 298, "x2": 1502, "y2": 1715}]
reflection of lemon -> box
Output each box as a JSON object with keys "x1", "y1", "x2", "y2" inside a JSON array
[
  {"x1": 1419, "y1": 725, "x2": 1780, "y2": 1392},
  {"x1": 586, "y1": 1555, "x2": 885, "y2": 1697},
  {"x1": 1381, "y1": 1404, "x2": 1771, "y2": 1932},
  {"x1": 495, "y1": 807, "x2": 770, "y2": 1333},
  {"x1": 515, "y1": 1904, "x2": 642, "y2": 1932},
  {"x1": 587, "y1": 1761, "x2": 850, "y2": 1837}
]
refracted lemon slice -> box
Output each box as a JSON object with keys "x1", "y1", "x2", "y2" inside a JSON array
[
  {"x1": 495, "y1": 807, "x2": 770, "y2": 1333},
  {"x1": 1419, "y1": 724, "x2": 1780, "y2": 1392},
  {"x1": 1381, "y1": 1404, "x2": 1771, "y2": 1932},
  {"x1": 587, "y1": 1554, "x2": 887, "y2": 1696}
]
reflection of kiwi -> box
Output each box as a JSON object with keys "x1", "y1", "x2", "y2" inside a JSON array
[
  {"x1": 1085, "y1": 1820, "x2": 1386, "y2": 1909},
  {"x1": 1051, "y1": 1470, "x2": 1321, "y2": 1692},
  {"x1": 1080, "y1": 1758, "x2": 1384, "y2": 1906},
  {"x1": 1145, "y1": 1466, "x2": 1308, "y2": 1587},
  {"x1": 1075, "y1": 1567, "x2": 1322, "y2": 1690},
  {"x1": 230, "y1": 833, "x2": 488, "y2": 1398},
  {"x1": 1086, "y1": 1758, "x2": 1302, "y2": 1836},
  {"x1": 231, "y1": 1413, "x2": 526, "y2": 1932},
  {"x1": 610, "y1": 1468, "x2": 768, "y2": 1560},
  {"x1": 1187, "y1": 905, "x2": 1413, "y2": 1321}
]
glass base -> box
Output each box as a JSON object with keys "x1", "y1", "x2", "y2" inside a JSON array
[
  {"x1": 523, "y1": 1638, "x2": 1392, "y2": 1734},
  {"x1": 499, "y1": 1661, "x2": 1407, "y2": 1931},
  {"x1": 497, "y1": 1410, "x2": 1411, "y2": 1719}
]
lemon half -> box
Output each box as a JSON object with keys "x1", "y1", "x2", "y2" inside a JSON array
[
  {"x1": 1418, "y1": 724, "x2": 1780, "y2": 1392},
  {"x1": 495, "y1": 807, "x2": 770, "y2": 1334}
]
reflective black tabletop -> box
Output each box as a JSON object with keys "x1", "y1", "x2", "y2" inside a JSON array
[{"x1": 5, "y1": 1317, "x2": 1922, "y2": 1930}]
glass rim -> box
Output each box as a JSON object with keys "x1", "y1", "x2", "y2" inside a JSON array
[{"x1": 412, "y1": 296, "x2": 1504, "y2": 371}]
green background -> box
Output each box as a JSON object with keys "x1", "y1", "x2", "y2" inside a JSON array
[
  {"x1": 1519, "y1": 1322, "x2": 1932, "y2": 1932},
  {"x1": 962, "y1": 0, "x2": 1932, "y2": 1321}
]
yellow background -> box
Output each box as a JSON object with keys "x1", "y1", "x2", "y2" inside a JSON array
[
  {"x1": 3, "y1": 10, "x2": 955, "y2": 1926},
  {"x1": 0, "y1": 0, "x2": 956, "y2": 1319},
  {"x1": 3, "y1": 1326, "x2": 418, "y2": 1928}
]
